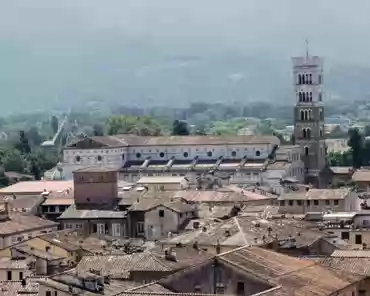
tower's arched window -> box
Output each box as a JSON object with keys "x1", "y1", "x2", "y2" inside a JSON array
[
  {"x1": 306, "y1": 92, "x2": 309, "y2": 102},
  {"x1": 302, "y1": 75, "x2": 306, "y2": 84},
  {"x1": 304, "y1": 110, "x2": 309, "y2": 120},
  {"x1": 302, "y1": 92, "x2": 306, "y2": 102},
  {"x1": 309, "y1": 92, "x2": 313, "y2": 102},
  {"x1": 304, "y1": 146, "x2": 309, "y2": 156},
  {"x1": 318, "y1": 74, "x2": 322, "y2": 84},
  {"x1": 300, "y1": 110, "x2": 305, "y2": 121},
  {"x1": 298, "y1": 74, "x2": 302, "y2": 85},
  {"x1": 319, "y1": 108, "x2": 324, "y2": 121},
  {"x1": 309, "y1": 74, "x2": 312, "y2": 84},
  {"x1": 299, "y1": 92, "x2": 302, "y2": 102},
  {"x1": 320, "y1": 129, "x2": 324, "y2": 137},
  {"x1": 319, "y1": 92, "x2": 322, "y2": 101},
  {"x1": 307, "y1": 128, "x2": 311, "y2": 139},
  {"x1": 308, "y1": 109, "x2": 312, "y2": 120},
  {"x1": 306, "y1": 74, "x2": 309, "y2": 84},
  {"x1": 302, "y1": 129, "x2": 307, "y2": 138}
]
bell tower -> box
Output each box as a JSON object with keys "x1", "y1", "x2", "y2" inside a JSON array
[{"x1": 292, "y1": 48, "x2": 326, "y2": 187}]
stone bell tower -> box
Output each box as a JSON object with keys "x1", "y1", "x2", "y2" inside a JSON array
[{"x1": 292, "y1": 48, "x2": 326, "y2": 187}]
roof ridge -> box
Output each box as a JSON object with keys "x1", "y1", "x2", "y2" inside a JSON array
[{"x1": 233, "y1": 217, "x2": 249, "y2": 246}]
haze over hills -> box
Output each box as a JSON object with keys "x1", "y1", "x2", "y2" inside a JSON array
[{"x1": 1, "y1": 0, "x2": 370, "y2": 114}]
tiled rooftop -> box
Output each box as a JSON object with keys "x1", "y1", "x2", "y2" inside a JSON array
[
  {"x1": 0, "y1": 280, "x2": 39, "y2": 296},
  {"x1": 352, "y1": 169, "x2": 370, "y2": 182},
  {"x1": 218, "y1": 247, "x2": 364, "y2": 296},
  {"x1": 58, "y1": 205, "x2": 127, "y2": 220},
  {"x1": 0, "y1": 180, "x2": 73, "y2": 195},
  {"x1": 0, "y1": 212, "x2": 58, "y2": 236}
]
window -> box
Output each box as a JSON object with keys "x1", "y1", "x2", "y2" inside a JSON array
[
  {"x1": 97, "y1": 155, "x2": 102, "y2": 161},
  {"x1": 363, "y1": 220, "x2": 369, "y2": 226},
  {"x1": 183, "y1": 152, "x2": 188, "y2": 158},
  {"x1": 313, "y1": 200, "x2": 319, "y2": 206},
  {"x1": 159, "y1": 209, "x2": 165, "y2": 217},
  {"x1": 236, "y1": 282, "x2": 245, "y2": 295},
  {"x1": 59, "y1": 205, "x2": 67, "y2": 212},
  {"x1": 334, "y1": 199, "x2": 339, "y2": 206},
  {"x1": 341, "y1": 231, "x2": 349, "y2": 240},
  {"x1": 159, "y1": 152, "x2": 165, "y2": 158},
  {"x1": 304, "y1": 146, "x2": 309, "y2": 156},
  {"x1": 306, "y1": 200, "x2": 310, "y2": 206},
  {"x1": 112, "y1": 223, "x2": 121, "y2": 237},
  {"x1": 19, "y1": 271, "x2": 23, "y2": 280},
  {"x1": 46, "y1": 292, "x2": 51, "y2": 296},
  {"x1": 356, "y1": 234, "x2": 363, "y2": 244},
  {"x1": 54, "y1": 291, "x2": 58, "y2": 296},
  {"x1": 136, "y1": 222, "x2": 144, "y2": 235},
  {"x1": 231, "y1": 151, "x2": 237, "y2": 157},
  {"x1": 207, "y1": 151, "x2": 212, "y2": 157},
  {"x1": 92, "y1": 224, "x2": 97, "y2": 233},
  {"x1": 279, "y1": 200, "x2": 285, "y2": 206},
  {"x1": 97, "y1": 224, "x2": 105, "y2": 235},
  {"x1": 288, "y1": 200, "x2": 293, "y2": 206},
  {"x1": 136, "y1": 153, "x2": 141, "y2": 158},
  {"x1": 297, "y1": 200, "x2": 302, "y2": 206},
  {"x1": 122, "y1": 154, "x2": 125, "y2": 160},
  {"x1": 49, "y1": 206, "x2": 56, "y2": 213},
  {"x1": 255, "y1": 150, "x2": 261, "y2": 157},
  {"x1": 325, "y1": 200, "x2": 330, "y2": 206},
  {"x1": 7, "y1": 271, "x2": 12, "y2": 280},
  {"x1": 75, "y1": 156, "x2": 81, "y2": 162}
]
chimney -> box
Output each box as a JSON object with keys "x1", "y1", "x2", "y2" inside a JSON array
[{"x1": 216, "y1": 240, "x2": 221, "y2": 254}]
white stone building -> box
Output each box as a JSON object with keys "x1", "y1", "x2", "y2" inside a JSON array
[{"x1": 54, "y1": 135, "x2": 304, "y2": 193}]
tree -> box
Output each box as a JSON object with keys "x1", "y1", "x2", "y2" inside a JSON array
[
  {"x1": 172, "y1": 120, "x2": 190, "y2": 136},
  {"x1": 93, "y1": 124, "x2": 104, "y2": 136},
  {"x1": 51, "y1": 116, "x2": 59, "y2": 134},
  {"x1": 15, "y1": 131, "x2": 31, "y2": 154},
  {"x1": 2, "y1": 150, "x2": 27, "y2": 172},
  {"x1": 348, "y1": 128, "x2": 364, "y2": 168},
  {"x1": 27, "y1": 126, "x2": 43, "y2": 146},
  {"x1": 106, "y1": 116, "x2": 163, "y2": 136}
]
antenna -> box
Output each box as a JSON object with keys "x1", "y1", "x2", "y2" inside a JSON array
[{"x1": 305, "y1": 39, "x2": 309, "y2": 59}]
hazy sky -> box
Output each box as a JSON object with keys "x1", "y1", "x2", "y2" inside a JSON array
[
  {"x1": 0, "y1": 0, "x2": 369, "y2": 113},
  {"x1": 1, "y1": 0, "x2": 370, "y2": 63}
]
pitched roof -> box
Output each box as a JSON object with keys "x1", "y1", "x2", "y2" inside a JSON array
[
  {"x1": 0, "y1": 212, "x2": 58, "y2": 236},
  {"x1": 352, "y1": 169, "x2": 370, "y2": 182},
  {"x1": 58, "y1": 205, "x2": 127, "y2": 220},
  {"x1": 76, "y1": 249, "x2": 208, "y2": 279},
  {"x1": 218, "y1": 247, "x2": 363, "y2": 296},
  {"x1": 0, "y1": 280, "x2": 39, "y2": 296},
  {"x1": 319, "y1": 257, "x2": 370, "y2": 276},
  {"x1": 67, "y1": 134, "x2": 279, "y2": 149},
  {"x1": 164, "y1": 215, "x2": 322, "y2": 248},
  {"x1": 282, "y1": 188, "x2": 350, "y2": 200},
  {"x1": 0, "y1": 180, "x2": 73, "y2": 195},
  {"x1": 330, "y1": 166, "x2": 353, "y2": 175}
]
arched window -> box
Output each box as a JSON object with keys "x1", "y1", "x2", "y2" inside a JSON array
[
  {"x1": 306, "y1": 74, "x2": 309, "y2": 84},
  {"x1": 304, "y1": 110, "x2": 308, "y2": 120},
  {"x1": 300, "y1": 110, "x2": 305, "y2": 121},
  {"x1": 299, "y1": 92, "x2": 302, "y2": 102},
  {"x1": 302, "y1": 92, "x2": 306, "y2": 102},
  {"x1": 298, "y1": 74, "x2": 302, "y2": 85},
  {"x1": 302, "y1": 75, "x2": 306, "y2": 84},
  {"x1": 318, "y1": 74, "x2": 322, "y2": 84},
  {"x1": 306, "y1": 92, "x2": 309, "y2": 102},
  {"x1": 308, "y1": 109, "x2": 312, "y2": 120},
  {"x1": 307, "y1": 128, "x2": 311, "y2": 139},
  {"x1": 320, "y1": 129, "x2": 324, "y2": 137},
  {"x1": 304, "y1": 146, "x2": 309, "y2": 156},
  {"x1": 309, "y1": 92, "x2": 312, "y2": 102},
  {"x1": 319, "y1": 92, "x2": 322, "y2": 101},
  {"x1": 309, "y1": 74, "x2": 312, "y2": 84},
  {"x1": 319, "y1": 108, "x2": 324, "y2": 121},
  {"x1": 302, "y1": 129, "x2": 307, "y2": 138}
]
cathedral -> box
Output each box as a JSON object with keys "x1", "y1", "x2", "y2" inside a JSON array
[{"x1": 292, "y1": 52, "x2": 329, "y2": 188}]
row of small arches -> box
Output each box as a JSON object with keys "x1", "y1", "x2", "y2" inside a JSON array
[
  {"x1": 298, "y1": 74, "x2": 313, "y2": 85},
  {"x1": 300, "y1": 110, "x2": 312, "y2": 121},
  {"x1": 298, "y1": 92, "x2": 312, "y2": 102}
]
